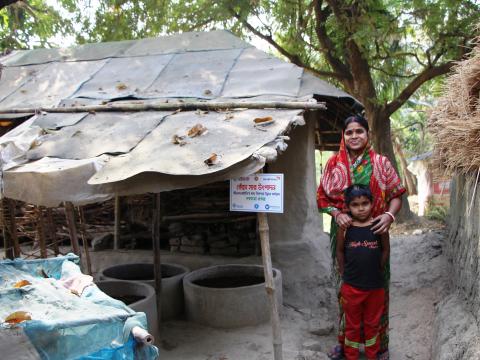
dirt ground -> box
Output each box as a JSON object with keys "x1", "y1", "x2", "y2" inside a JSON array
[{"x1": 158, "y1": 219, "x2": 450, "y2": 360}]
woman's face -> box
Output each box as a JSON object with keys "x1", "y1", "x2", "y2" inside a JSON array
[{"x1": 344, "y1": 121, "x2": 368, "y2": 154}]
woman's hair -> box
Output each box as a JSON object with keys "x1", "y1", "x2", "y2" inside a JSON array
[
  {"x1": 343, "y1": 114, "x2": 369, "y2": 132},
  {"x1": 344, "y1": 184, "x2": 373, "y2": 205}
]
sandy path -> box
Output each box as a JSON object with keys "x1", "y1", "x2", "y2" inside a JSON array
[
  {"x1": 158, "y1": 228, "x2": 449, "y2": 360},
  {"x1": 388, "y1": 229, "x2": 447, "y2": 360}
]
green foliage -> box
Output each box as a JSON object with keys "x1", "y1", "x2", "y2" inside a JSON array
[
  {"x1": 0, "y1": 1, "x2": 73, "y2": 50},
  {"x1": 425, "y1": 205, "x2": 448, "y2": 223}
]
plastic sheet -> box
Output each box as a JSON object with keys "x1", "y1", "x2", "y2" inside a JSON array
[{"x1": 0, "y1": 255, "x2": 158, "y2": 360}]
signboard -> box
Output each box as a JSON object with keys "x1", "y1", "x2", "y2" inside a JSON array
[{"x1": 230, "y1": 174, "x2": 284, "y2": 213}]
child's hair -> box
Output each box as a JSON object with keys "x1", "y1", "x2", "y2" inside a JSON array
[{"x1": 344, "y1": 184, "x2": 373, "y2": 205}]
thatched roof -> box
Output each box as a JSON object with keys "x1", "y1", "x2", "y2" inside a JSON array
[{"x1": 429, "y1": 40, "x2": 480, "y2": 174}]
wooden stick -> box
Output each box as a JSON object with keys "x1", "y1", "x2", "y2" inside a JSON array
[
  {"x1": 258, "y1": 211, "x2": 283, "y2": 360},
  {"x1": 114, "y1": 195, "x2": 121, "y2": 250},
  {"x1": 0, "y1": 101, "x2": 326, "y2": 114},
  {"x1": 64, "y1": 202, "x2": 81, "y2": 258},
  {"x1": 1, "y1": 199, "x2": 14, "y2": 260},
  {"x1": 152, "y1": 193, "x2": 162, "y2": 327},
  {"x1": 7, "y1": 199, "x2": 21, "y2": 258},
  {"x1": 36, "y1": 207, "x2": 47, "y2": 258},
  {"x1": 46, "y1": 208, "x2": 60, "y2": 255},
  {"x1": 162, "y1": 212, "x2": 251, "y2": 221},
  {"x1": 78, "y1": 207, "x2": 92, "y2": 275}
]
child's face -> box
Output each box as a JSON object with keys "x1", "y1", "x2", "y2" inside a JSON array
[{"x1": 347, "y1": 195, "x2": 372, "y2": 221}]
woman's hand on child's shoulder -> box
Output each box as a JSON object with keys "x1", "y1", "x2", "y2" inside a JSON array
[
  {"x1": 335, "y1": 213, "x2": 352, "y2": 229},
  {"x1": 371, "y1": 213, "x2": 393, "y2": 234}
]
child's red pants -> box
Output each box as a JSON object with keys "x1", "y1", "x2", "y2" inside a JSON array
[{"x1": 340, "y1": 283, "x2": 385, "y2": 360}]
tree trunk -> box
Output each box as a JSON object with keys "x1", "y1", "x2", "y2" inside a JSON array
[
  {"x1": 393, "y1": 136, "x2": 417, "y2": 195},
  {"x1": 368, "y1": 108, "x2": 413, "y2": 221}
]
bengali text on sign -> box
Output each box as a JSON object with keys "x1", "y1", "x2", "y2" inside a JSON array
[{"x1": 230, "y1": 174, "x2": 284, "y2": 213}]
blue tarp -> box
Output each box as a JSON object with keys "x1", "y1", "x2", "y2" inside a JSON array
[{"x1": 0, "y1": 255, "x2": 158, "y2": 360}]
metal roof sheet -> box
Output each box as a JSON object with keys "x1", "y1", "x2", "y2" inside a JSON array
[
  {"x1": 27, "y1": 111, "x2": 169, "y2": 160},
  {"x1": 89, "y1": 109, "x2": 302, "y2": 184},
  {"x1": 72, "y1": 55, "x2": 174, "y2": 100},
  {"x1": 0, "y1": 30, "x2": 361, "y2": 206},
  {"x1": 0, "y1": 60, "x2": 107, "y2": 109}
]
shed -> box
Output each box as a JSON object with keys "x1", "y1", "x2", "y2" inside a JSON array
[{"x1": 0, "y1": 30, "x2": 361, "y2": 312}]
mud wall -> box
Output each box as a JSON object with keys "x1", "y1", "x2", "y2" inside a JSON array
[
  {"x1": 431, "y1": 174, "x2": 480, "y2": 359},
  {"x1": 267, "y1": 116, "x2": 334, "y2": 310},
  {"x1": 446, "y1": 174, "x2": 480, "y2": 320}
]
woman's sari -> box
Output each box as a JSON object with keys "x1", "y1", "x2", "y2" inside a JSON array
[{"x1": 317, "y1": 138, "x2": 406, "y2": 354}]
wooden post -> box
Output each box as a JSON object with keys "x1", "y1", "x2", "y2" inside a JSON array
[
  {"x1": 46, "y1": 208, "x2": 60, "y2": 255},
  {"x1": 258, "y1": 212, "x2": 283, "y2": 360},
  {"x1": 64, "y1": 202, "x2": 81, "y2": 258},
  {"x1": 114, "y1": 195, "x2": 121, "y2": 250},
  {"x1": 36, "y1": 207, "x2": 47, "y2": 258},
  {"x1": 152, "y1": 193, "x2": 162, "y2": 327},
  {"x1": 78, "y1": 206, "x2": 92, "y2": 275},
  {"x1": 1, "y1": 199, "x2": 14, "y2": 259},
  {"x1": 7, "y1": 199, "x2": 21, "y2": 258}
]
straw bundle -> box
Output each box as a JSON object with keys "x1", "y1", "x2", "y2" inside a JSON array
[{"x1": 428, "y1": 40, "x2": 480, "y2": 174}]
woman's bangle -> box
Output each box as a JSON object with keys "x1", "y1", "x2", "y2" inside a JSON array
[{"x1": 385, "y1": 211, "x2": 395, "y2": 222}]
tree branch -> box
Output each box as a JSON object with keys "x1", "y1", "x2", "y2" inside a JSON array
[
  {"x1": 385, "y1": 61, "x2": 455, "y2": 116},
  {"x1": 312, "y1": 0, "x2": 352, "y2": 86},
  {"x1": 370, "y1": 65, "x2": 418, "y2": 79},
  {"x1": 231, "y1": 10, "x2": 347, "y2": 81}
]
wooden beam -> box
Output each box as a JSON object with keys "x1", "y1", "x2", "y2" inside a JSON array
[
  {"x1": 78, "y1": 207, "x2": 92, "y2": 275},
  {"x1": 0, "y1": 101, "x2": 326, "y2": 114},
  {"x1": 46, "y1": 208, "x2": 60, "y2": 255},
  {"x1": 1, "y1": 199, "x2": 14, "y2": 259},
  {"x1": 153, "y1": 193, "x2": 162, "y2": 328},
  {"x1": 36, "y1": 207, "x2": 47, "y2": 258},
  {"x1": 64, "y1": 202, "x2": 81, "y2": 257},
  {"x1": 258, "y1": 212, "x2": 283, "y2": 360},
  {"x1": 162, "y1": 212, "x2": 252, "y2": 221},
  {"x1": 7, "y1": 199, "x2": 20, "y2": 258}
]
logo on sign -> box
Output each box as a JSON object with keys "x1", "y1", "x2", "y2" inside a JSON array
[
  {"x1": 254, "y1": 204, "x2": 259, "y2": 209},
  {"x1": 265, "y1": 204, "x2": 270, "y2": 210}
]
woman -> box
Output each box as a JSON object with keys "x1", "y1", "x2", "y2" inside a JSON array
[{"x1": 317, "y1": 115, "x2": 405, "y2": 360}]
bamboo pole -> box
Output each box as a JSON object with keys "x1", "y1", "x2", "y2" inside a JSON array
[
  {"x1": 258, "y1": 211, "x2": 283, "y2": 360},
  {"x1": 36, "y1": 207, "x2": 47, "y2": 258},
  {"x1": 78, "y1": 207, "x2": 92, "y2": 275},
  {"x1": 114, "y1": 195, "x2": 121, "y2": 250},
  {"x1": 64, "y1": 202, "x2": 81, "y2": 258},
  {"x1": 0, "y1": 101, "x2": 326, "y2": 114},
  {"x1": 152, "y1": 193, "x2": 162, "y2": 328},
  {"x1": 7, "y1": 199, "x2": 20, "y2": 258},
  {"x1": 46, "y1": 208, "x2": 60, "y2": 255}
]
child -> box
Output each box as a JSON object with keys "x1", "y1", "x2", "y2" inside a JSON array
[{"x1": 336, "y1": 184, "x2": 389, "y2": 360}]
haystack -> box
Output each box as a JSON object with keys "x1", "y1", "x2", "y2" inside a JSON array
[{"x1": 428, "y1": 40, "x2": 480, "y2": 174}]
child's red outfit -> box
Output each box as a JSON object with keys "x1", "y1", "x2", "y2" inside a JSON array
[{"x1": 341, "y1": 224, "x2": 385, "y2": 360}]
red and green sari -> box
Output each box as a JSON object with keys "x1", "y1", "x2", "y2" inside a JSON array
[{"x1": 317, "y1": 138, "x2": 406, "y2": 353}]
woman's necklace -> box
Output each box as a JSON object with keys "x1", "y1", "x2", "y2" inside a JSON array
[{"x1": 350, "y1": 153, "x2": 364, "y2": 169}]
